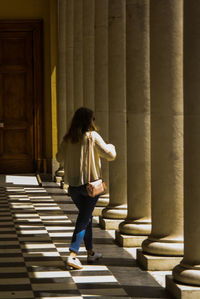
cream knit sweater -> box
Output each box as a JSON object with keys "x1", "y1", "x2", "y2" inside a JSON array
[{"x1": 56, "y1": 131, "x2": 116, "y2": 186}]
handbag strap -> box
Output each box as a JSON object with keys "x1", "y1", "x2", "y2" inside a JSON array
[{"x1": 87, "y1": 132, "x2": 92, "y2": 183}]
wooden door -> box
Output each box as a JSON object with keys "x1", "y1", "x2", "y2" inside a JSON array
[{"x1": 0, "y1": 21, "x2": 43, "y2": 173}]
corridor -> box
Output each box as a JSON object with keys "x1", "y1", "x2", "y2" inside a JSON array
[{"x1": 0, "y1": 175, "x2": 171, "y2": 299}]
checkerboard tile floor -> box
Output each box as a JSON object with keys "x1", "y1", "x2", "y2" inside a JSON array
[{"x1": 0, "y1": 179, "x2": 129, "y2": 299}]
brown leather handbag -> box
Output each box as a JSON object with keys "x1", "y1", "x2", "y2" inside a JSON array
[{"x1": 86, "y1": 133, "x2": 107, "y2": 197}]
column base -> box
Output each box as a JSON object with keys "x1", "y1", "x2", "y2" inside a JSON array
[
  {"x1": 55, "y1": 166, "x2": 64, "y2": 177},
  {"x1": 96, "y1": 194, "x2": 109, "y2": 207},
  {"x1": 93, "y1": 206, "x2": 105, "y2": 216},
  {"x1": 60, "y1": 181, "x2": 69, "y2": 191},
  {"x1": 54, "y1": 166, "x2": 64, "y2": 183},
  {"x1": 54, "y1": 176, "x2": 63, "y2": 184},
  {"x1": 99, "y1": 216, "x2": 123, "y2": 230},
  {"x1": 119, "y1": 219, "x2": 151, "y2": 235},
  {"x1": 142, "y1": 237, "x2": 184, "y2": 256},
  {"x1": 93, "y1": 194, "x2": 110, "y2": 216},
  {"x1": 166, "y1": 275, "x2": 200, "y2": 299},
  {"x1": 137, "y1": 249, "x2": 182, "y2": 271},
  {"x1": 102, "y1": 204, "x2": 127, "y2": 219},
  {"x1": 173, "y1": 263, "x2": 200, "y2": 286},
  {"x1": 115, "y1": 230, "x2": 146, "y2": 247}
]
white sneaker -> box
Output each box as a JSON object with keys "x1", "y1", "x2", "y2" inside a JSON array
[
  {"x1": 87, "y1": 252, "x2": 103, "y2": 262},
  {"x1": 67, "y1": 256, "x2": 83, "y2": 270}
]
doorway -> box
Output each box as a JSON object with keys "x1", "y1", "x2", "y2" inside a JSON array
[{"x1": 0, "y1": 20, "x2": 43, "y2": 173}]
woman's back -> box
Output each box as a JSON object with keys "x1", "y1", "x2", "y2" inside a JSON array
[{"x1": 57, "y1": 131, "x2": 116, "y2": 186}]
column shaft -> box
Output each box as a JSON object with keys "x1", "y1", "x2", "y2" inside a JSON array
[
  {"x1": 66, "y1": 0, "x2": 74, "y2": 128},
  {"x1": 55, "y1": 0, "x2": 67, "y2": 179},
  {"x1": 73, "y1": 0, "x2": 83, "y2": 110},
  {"x1": 118, "y1": 0, "x2": 151, "y2": 245},
  {"x1": 83, "y1": 0, "x2": 95, "y2": 110},
  {"x1": 142, "y1": 0, "x2": 184, "y2": 256},
  {"x1": 94, "y1": 0, "x2": 109, "y2": 215},
  {"x1": 57, "y1": 0, "x2": 67, "y2": 144},
  {"x1": 172, "y1": 0, "x2": 200, "y2": 287},
  {"x1": 102, "y1": 0, "x2": 127, "y2": 224}
]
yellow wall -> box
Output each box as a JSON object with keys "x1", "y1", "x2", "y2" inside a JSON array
[{"x1": 0, "y1": 0, "x2": 58, "y2": 172}]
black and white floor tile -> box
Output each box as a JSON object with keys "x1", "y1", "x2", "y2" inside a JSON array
[{"x1": 0, "y1": 176, "x2": 129, "y2": 299}]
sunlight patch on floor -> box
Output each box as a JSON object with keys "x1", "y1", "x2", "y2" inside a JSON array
[
  {"x1": 149, "y1": 270, "x2": 172, "y2": 288},
  {"x1": 124, "y1": 247, "x2": 138, "y2": 259},
  {"x1": 6, "y1": 175, "x2": 39, "y2": 185},
  {"x1": 73, "y1": 275, "x2": 117, "y2": 283}
]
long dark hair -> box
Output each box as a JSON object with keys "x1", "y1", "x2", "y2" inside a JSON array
[{"x1": 64, "y1": 107, "x2": 97, "y2": 143}]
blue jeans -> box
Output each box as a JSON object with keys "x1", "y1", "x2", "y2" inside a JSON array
[{"x1": 68, "y1": 185, "x2": 99, "y2": 254}]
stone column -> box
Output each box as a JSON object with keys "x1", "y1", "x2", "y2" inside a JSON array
[
  {"x1": 116, "y1": 0, "x2": 151, "y2": 247},
  {"x1": 57, "y1": 0, "x2": 67, "y2": 145},
  {"x1": 100, "y1": 0, "x2": 127, "y2": 230},
  {"x1": 66, "y1": 0, "x2": 74, "y2": 128},
  {"x1": 73, "y1": 0, "x2": 83, "y2": 110},
  {"x1": 137, "y1": 0, "x2": 184, "y2": 270},
  {"x1": 55, "y1": 0, "x2": 67, "y2": 180},
  {"x1": 83, "y1": 0, "x2": 95, "y2": 110},
  {"x1": 166, "y1": 1, "x2": 200, "y2": 297},
  {"x1": 57, "y1": 0, "x2": 74, "y2": 189},
  {"x1": 93, "y1": 0, "x2": 110, "y2": 216}
]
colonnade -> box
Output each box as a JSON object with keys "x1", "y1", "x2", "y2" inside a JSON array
[{"x1": 56, "y1": 0, "x2": 200, "y2": 297}]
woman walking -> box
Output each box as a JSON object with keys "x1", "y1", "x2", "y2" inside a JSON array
[{"x1": 56, "y1": 107, "x2": 116, "y2": 269}]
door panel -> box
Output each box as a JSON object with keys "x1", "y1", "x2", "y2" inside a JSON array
[{"x1": 0, "y1": 30, "x2": 34, "y2": 173}]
